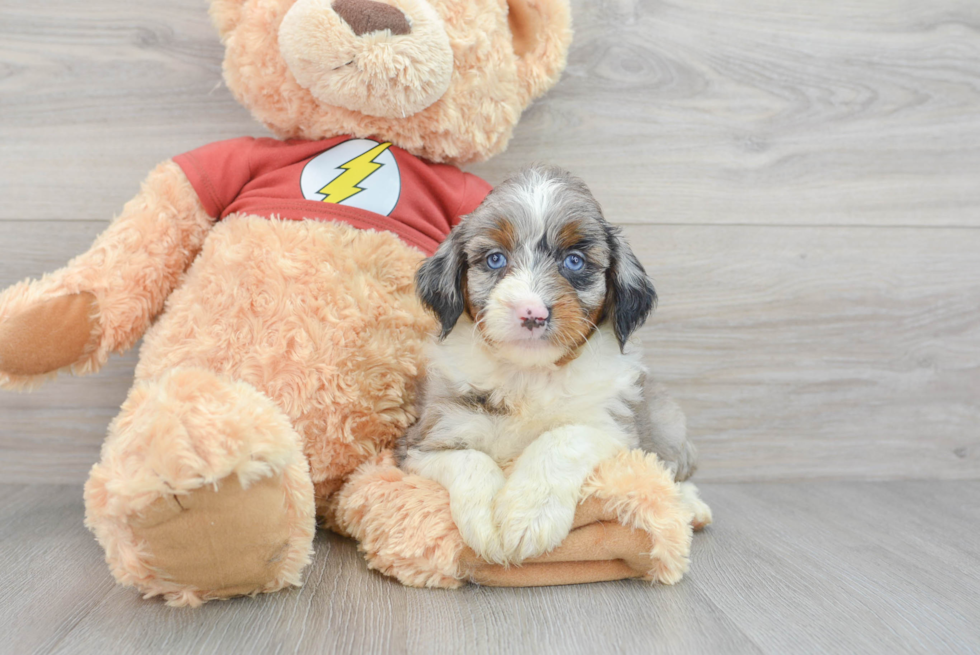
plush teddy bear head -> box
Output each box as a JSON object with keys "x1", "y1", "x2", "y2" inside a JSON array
[{"x1": 211, "y1": 0, "x2": 570, "y2": 165}]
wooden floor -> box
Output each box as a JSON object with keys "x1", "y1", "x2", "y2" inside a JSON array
[
  {"x1": 2, "y1": 481, "x2": 979, "y2": 655},
  {"x1": 1, "y1": 0, "x2": 978, "y2": 652}
]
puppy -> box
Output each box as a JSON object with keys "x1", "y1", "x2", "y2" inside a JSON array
[{"x1": 397, "y1": 166, "x2": 697, "y2": 565}]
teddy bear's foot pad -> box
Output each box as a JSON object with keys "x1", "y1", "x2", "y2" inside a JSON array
[
  {"x1": 130, "y1": 473, "x2": 293, "y2": 600},
  {"x1": 84, "y1": 368, "x2": 317, "y2": 606},
  {"x1": 0, "y1": 292, "x2": 98, "y2": 378}
]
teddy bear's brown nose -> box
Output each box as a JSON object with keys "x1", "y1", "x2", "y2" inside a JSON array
[{"x1": 332, "y1": 0, "x2": 411, "y2": 36}]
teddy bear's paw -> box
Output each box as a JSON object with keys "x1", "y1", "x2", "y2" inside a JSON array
[
  {"x1": 0, "y1": 291, "x2": 100, "y2": 385},
  {"x1": 492, "y1": 481, "x2": 577, "y2": 563},
  {"x1": 128, "y1": 472, "x2": 307, "y2": 604},
  {"x1": 84, "y1": 367, "x2": 316, "y2": 606}
]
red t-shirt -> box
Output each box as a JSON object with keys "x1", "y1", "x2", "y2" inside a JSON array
[{"x1": 173, "y1": 136, "x2": 491, "y2": 255}]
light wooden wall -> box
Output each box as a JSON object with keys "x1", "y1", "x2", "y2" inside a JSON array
[{"x1": 1, "y1": 0, "x2": 978, "y2": 483}]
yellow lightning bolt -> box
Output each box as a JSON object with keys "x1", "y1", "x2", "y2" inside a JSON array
[{"x1": 318, "y1": 142, "x2": 393, "y2": 204}]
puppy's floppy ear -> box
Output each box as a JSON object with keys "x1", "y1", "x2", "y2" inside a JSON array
[
  {"x1": 416, "y1": 226, "x2": 467, "y2": 338},
  {"x1": 605, "y1": 226, "x2": 657, "y2": 351}
]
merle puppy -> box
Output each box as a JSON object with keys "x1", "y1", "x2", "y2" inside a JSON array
[{"x1": 397, "y1": 166, "x2": 697, "y2": 565}]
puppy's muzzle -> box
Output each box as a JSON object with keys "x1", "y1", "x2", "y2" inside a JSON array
[{"x1": 516, "y1": 300, "x2": 550, "y2": 334}]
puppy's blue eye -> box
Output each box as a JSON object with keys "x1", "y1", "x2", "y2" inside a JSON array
[
  {"x1": 563, "y1": 253, "x2": 585, "y2": 271},
  {"x1": 487, "y1": 252, "x2": 507, "y2": 270}
]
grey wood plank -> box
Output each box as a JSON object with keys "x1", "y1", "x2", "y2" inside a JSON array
[
  {"x1": 693, "y1": 482, "x2": 980, "y2": 655},
  {"x1": 404, "y1": 574, "x2": 762, "y2": 655},
  {"x1": 0, "y1": 220, "x2": 107, "y2": 286},
  {"x1": 0, "y1": 221, "x2": 138, "y2": 484},
  {"x1": 3, "y1": 481, "x2": 980, "y2": 655},
  {"x1": 0, "y1": 400, "x2": 130, "y2": 484},
  {"x1": 45, "y1": 531, "x2": 408, "y2": 655},
  {"x1": 866, "y1": 479, "x2": 980, "y2": 528},
  {"x1": 0, "y1": 485, "x2": 117, "y2": 655},
  {"x1": 618, "y1": 223, "x2": 980, "y2": 483},
  {"x1": 1, "y1": 0, "x2": 979, "y2": 227},
  {"x1": 0, "y1": 0, "x2": 267, "y2": 221},
  {"x1": 808, "y1": 480, "x2": 980, "y2": 573},
  {"x1": 477, "y1": 0, "x2": 980, "y2": 228},
  {"x1": 3, "y1": 220, "x2": 977, "y2": 484}
]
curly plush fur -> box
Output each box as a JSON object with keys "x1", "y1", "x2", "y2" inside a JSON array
[
  {"x1": 65, "y1": 161, "x2": 438, "y2": 604},
  {"x1": 84, "y1": 368, "x2": 317, "y2": 607},
  {"x1": 216, "y1": 0, "x2": 571, "y2": 165},
  {"x1": 0, "y1": 161, "x2": 212, "y2": 390},
  {"x1": 132, "y1": 213, "x2": 435, "y2": 488},
  {"x1": 1, "y1": 158, "x2": 438, "y2": 605}
]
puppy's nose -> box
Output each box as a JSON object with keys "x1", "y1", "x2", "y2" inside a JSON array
[
  {"x1": 332, "y1": 0, "x2": 411, "y2": 36},
  {"x1": 516, "y1": 302, "x2": 550, "y2": 332}
]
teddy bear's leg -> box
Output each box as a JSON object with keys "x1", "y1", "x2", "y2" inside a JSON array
[
  {"x1": 84, "y1": 366, "x2": 316, "y2": 607},
  {"x1": 462, "y1": 479, "x2": 714, "y2": 587},
  {"x1": 334, "y1": 450, "x2": 709, "y2": 589},
  {"x1": 460, "y1": 496, "x2": 650, "y2": 586}
]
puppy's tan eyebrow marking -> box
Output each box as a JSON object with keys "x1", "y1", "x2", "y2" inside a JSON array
[
  {"x1": 556, "y1": 220, "x2": 584, "y2": 251},
  {"x1": 487, "y1": 218, "x2": 516, "y2": 252}
]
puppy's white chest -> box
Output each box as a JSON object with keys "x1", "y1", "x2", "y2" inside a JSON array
[
  {"x1": 431, "y1": 324, "x2": 645, "y2": 463},
  {"x1": 481, "y1": 374, "x2": 622, "y2": 462}
]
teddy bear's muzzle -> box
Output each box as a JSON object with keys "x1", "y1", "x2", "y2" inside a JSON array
[{"x1": 279, "y1": 0, "x2": 453, "y2": 118}]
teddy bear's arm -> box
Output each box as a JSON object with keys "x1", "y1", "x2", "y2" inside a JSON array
[{"x1": 0, "y1": 160, "x2": 213, "y2": 389}]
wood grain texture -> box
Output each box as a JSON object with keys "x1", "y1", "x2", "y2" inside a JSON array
[
  {"x1": 477, "y1": 0, "x2": 980, "y2": 227},
  {"x1": 0, "y1": 0, "x2": 265, "y2": 221},
  {"x1": 47, "y1": 528, "x2": 408, "y2": 655},
  {"x1": 0, "y1": 221, "x2": 137, "y2": 484},
  {"x1": 691, "y1": 480, "x2": 980, "y2": 654},
  {"x1": 1, "y1": 0, "x2": 978, "y2": 225},
  {"x1": 0, "y1": 485, "x2": 118, "y2": 655},
  {"x1": 1, "y1": 0, "x2": 977, "y2": 482},
  {"x1": 2, "y1": 481, "x2": 978, "y2": 655},
  {"x1": 2, "y1": 221, "x2": 976, "y2": 483},
  {"x1": 2, "y1": 0, "x2": 978, "y2": 652},
  {"x1": 623, "y1": 223, "x2": 980, "y2": 482}
]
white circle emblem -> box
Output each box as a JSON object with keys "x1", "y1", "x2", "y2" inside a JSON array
[{"x1": 300, "y1": 139, "x2": 401, "y2": 216}]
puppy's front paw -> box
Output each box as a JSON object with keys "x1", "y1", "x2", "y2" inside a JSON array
[
  {"x1": 452, "y1": 500, "x2": 508, "y2": 565},
  {"x1": 492, "y1": 482, "x2": 577, "y2": 563}
]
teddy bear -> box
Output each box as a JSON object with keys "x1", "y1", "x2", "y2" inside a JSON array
[{"x1": 0, "y1": 0, "x2": 711, "y2": 606}]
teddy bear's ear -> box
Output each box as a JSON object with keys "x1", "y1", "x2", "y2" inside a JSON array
[
  {"x1": 210, "y1": 0, "x2": 249, "y2": 38},
  {"x1": 507, "y1": 0, "x2": 573, "y2": 104}
]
